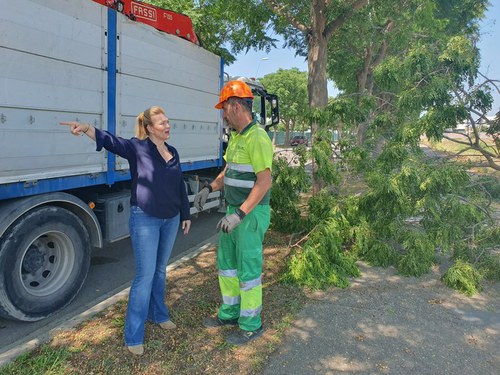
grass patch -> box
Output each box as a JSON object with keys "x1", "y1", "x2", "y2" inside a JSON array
[
  {"x1": 0, "y1": 345, "x2": 72, "y2": 375},
  {"x1": 422, "y1": 136, "x2": 500, "y2": 179}
]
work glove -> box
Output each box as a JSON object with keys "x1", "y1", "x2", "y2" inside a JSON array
[
  {"x1": 216, "y1": 208, "x2": 246, "y2": 233},
  {"x1": 194, "y1": 185, "x2": 212, "y2": 211}
]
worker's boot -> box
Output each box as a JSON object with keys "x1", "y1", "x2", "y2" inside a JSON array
[
  {"x1": 203, "y1": 316, "x2": 238, "y2": 328},
  {"x1": 225, "y1": 326, "x2": 264, "y2": 346}
]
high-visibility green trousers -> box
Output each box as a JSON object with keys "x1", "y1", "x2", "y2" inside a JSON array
[{"x1": 217, "y1": 204, "x2": 270, "y2": 331}]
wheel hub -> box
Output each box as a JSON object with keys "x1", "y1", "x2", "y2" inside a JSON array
[{"x1": 22, "y1": 245, "x2": 47, "y2": 274}]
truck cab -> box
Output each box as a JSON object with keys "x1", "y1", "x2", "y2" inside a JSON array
[{"x1": 224, "y1": 75, "x2": 280, "y2": 131}]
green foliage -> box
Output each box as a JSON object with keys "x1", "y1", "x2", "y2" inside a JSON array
[
  {"x1": 419, "y1": 106, "x2": 467, "y2": 141},
  {"x1": 322, "y1": 97, "x2": 375, "y2": 172},
  {"x1": 373, "y1": 143, "x2": 411, "y2": 173},
  {"x1": 486, "y1": 111, "x2": 500, "y2": 137},
  {"x1": 352, "y1": 210, "x2": 435, "y2": 276},
  {"x1": 273, "y1": 141, "x2": 496, "y2": 292},
  {"x1": 311, "y1": 129, "x2": 341, "y2": 188},
  {"x1": 352, "y1": 148, "x2": 496, "y2": 279},
  {"x1": 476, "y1": 175, "x2": 500, "y2": 199},
  {"x1": 0, "y1": 345, "x2": 71, "y2": 375},
  {"x1": 340, "y1": 144, "x2": 371, "y2": 173},
  {"x1": 260, "y1": 68, "x2": 309, "y2": 128},
  {"x1": 422, "y1": 195, "x2": 486, "y2": 253},
  {"x1": 270, "y1": 151, "x2": 310, "y2": 233},
  {"x1": 328, "y1": 0, "x2": 422, "y2": 94},
  {"x1": 275, "y1": 130, "x2": 497, "y2": 290},
  {"x1": 480, "y1": 256, "x2": 500, "y2": 282},
  {"x1": 396, "y1": 230, "x2": 435, "y2": 277},
  {"x1": 410, "y1": 162, "x2": 489, "y2": 253},
  {"x1": 439, "y1": 35, "x2": 479, "y2": 83},
  {"x1": 355, "y1": 235, "x2": 399, "y2": 268},
  {"x1": 459, "y1": 251, "x2": 500, "y2": 283},
  {"x1": 306, "y1": 190, "x2": 339, "y2": 229},
  {"x1": 344, "y1": 0, "x2": 488, "y2": 147},
  {"x1": 442, "y1": 259, "x2": 483, "y2": 296},
  {"x1": 152, "y1": 0, "x2": 489, "y2": 157},
  {"x1": 452, "y1": 225, "x2": 500, "y2": 282},
  {"x1": 469, "y1": 88, "x2": 494, "y2": 115},
  {"x1": 359, "y1": 179, "x2": 412, "y2": 233},
  {"x1": 282, "y1": 213, "x2": 360, "y2": 290},
  {"x1": 327, "y1": 96, "x2": 371, "y2": 126}
]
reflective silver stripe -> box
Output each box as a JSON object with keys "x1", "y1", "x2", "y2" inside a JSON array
[
  {"x1": 240, "y1": 276, "x2": 262, "y2": 291},
  {"x1": 219, "y1": 269, "x2": 237, "y2": 277},
  {"x1": 225, "y1": 177, "x2": 255, "y2": 188},
  {"x1": 228, "y1": 162, "x2": 254, "y2": 173},
  {"x1": 222, "y1": 295, "x2": 241, "y2": 305},
  {"x1": 240, "y1": 306, "x2": 262, "y2": 317}
]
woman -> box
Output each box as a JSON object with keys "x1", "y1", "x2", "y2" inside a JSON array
[{"x1": 61, "y1": 106, "x2": 191, "y2": 356}]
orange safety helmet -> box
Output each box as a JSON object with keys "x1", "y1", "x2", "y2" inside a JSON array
[{"x1": 215, "y1": 80, "x2": 254, "y2": 109}]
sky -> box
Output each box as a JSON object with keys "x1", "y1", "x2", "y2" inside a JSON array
[{"x1": 225, "y1": 2, "x2": 499, "y2": 115}]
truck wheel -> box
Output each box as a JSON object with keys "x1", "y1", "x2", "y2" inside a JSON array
[{"x1": 0, "y1": 206, "x2": 91, "y2": 321}]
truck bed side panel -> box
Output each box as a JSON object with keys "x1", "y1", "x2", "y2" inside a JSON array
[
  {"x1": 115, "y1": 18, "x2": 221, "y2": 170},
  {"x1": 0, "y1": 0, "x2": 222, "y2": 196},
  {"x1": 0, "y1": 0, "x2": 106, "y2": 185}
]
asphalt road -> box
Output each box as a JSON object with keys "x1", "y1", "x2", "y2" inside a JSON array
[{"x1": 0, "y1": 210, "x2": 224, "y2": 360}]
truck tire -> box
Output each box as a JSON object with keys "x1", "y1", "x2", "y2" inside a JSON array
[{"x1": 0, "y1": 206, "x2": 91, "y2": 321}]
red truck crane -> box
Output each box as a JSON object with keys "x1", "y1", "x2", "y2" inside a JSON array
[{"x1": 92, "y1": 0, "x2": 199, "y2": 44}]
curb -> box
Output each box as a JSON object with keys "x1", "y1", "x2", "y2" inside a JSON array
[{"x1": 0, "y1": 234, "x2": 219, "y2": 367}]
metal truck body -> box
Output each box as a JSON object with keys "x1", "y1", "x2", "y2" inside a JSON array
[{"x1": 0, "y1": 0, "x2": 228, "y2": 321}]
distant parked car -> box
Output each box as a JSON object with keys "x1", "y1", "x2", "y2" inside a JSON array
[{"x1": 290, "y1": 135, "x2": 308, "y2": 147}]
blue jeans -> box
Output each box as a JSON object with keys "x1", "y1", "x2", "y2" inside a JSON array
[{"x1": 124, "y1": 206, "x2": 180, "y2": 346}]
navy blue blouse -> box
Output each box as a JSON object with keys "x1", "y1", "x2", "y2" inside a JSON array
[{"x1": 95, "y1": 129, "x2": 190, "y2": 220}]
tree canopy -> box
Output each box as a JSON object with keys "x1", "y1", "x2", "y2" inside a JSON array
[{"x1": 260, "y1": 68, "x2": 309, "y2": 144}]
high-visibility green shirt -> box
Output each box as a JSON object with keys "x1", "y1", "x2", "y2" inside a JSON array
[{"x1": 223, "y1": 121, "x2": 273, "y2": 206}]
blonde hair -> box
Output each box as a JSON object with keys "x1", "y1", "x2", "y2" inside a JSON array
[{"x1": 134, "y1": 106, "x2": 166, "y2": 139}]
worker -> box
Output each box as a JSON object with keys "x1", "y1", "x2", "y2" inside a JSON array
[{"x1": 194, "y1": 80, "x2": 273, "y2": 346}]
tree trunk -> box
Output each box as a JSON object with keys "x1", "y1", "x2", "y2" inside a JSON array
[
  {"x1": 308, "y1": 2, "x2": 329, "y2": 111},
  {"x1": 308, "y1": 0, "x2": 329, "y2": 193},
  {"x1": 284, "y1": 120, "x2": 291, "y2": 146},
  {"x1": 355, "y1": 29, "x2": 391, "y2": 146}
]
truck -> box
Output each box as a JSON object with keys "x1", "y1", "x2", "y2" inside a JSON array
[{"x1": 0, "y1": 0, "x2": 279, "y2": 322}]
